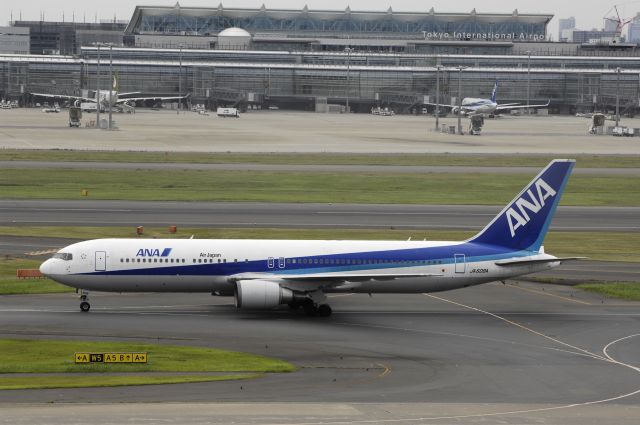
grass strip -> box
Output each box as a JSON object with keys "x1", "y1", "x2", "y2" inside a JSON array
[
  {"x1": 1, "y1": 168, "x2": 638, "y2": 206},
  {"x1": 0, "y1": 374, "x2": 256, "y2": 390},
  {"x1": 1, "y1": 150, "x2": 638, "y2": 168},
  {"x1": 0, "y1": 258, "x2": 73, "y2": 295},
  {"x1": 576, "y1": 282, "x2": 640, "y2": 301},
  {"x1": 0, "y1": 339, "x2": 295, "y2": 374}
]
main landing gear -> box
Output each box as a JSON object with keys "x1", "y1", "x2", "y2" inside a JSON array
[
  {"x1": 292, "y1": 290, "x2": 332, "y2": 317},
  {"x1": 79, "y1": 289, "x2": 90, "y2": 312}
]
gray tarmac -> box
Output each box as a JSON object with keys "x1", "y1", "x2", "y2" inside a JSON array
[
  {"x1": 2, "y1": 108, "x2": 639, "y2": 424},
  {"x1": 2, "y1": 160, "x2": 639, "y2": 176},
  {"x1": 2, "y1": 200, "x2": 637, "y2": 232},
  {"x1": 0, "y1": 281, "x2": 639, "y2": 424},
  {"x1": 2, "y1": 108, "x2": 640, "y2": 154}
]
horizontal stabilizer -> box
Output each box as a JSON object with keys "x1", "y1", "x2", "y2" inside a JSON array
[{"x1": 495, "y1": 257, "x2": 587, "y2": 266}]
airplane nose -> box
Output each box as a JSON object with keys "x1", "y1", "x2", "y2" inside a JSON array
[{"x1": 39, "y1": 259, "x2": 53, "y2": 277}]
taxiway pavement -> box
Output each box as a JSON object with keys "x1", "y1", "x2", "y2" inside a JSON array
[
  {"x1": 2, "y1": 160, "x2": 639, "y2": 176},
  {"x1": 0, "y1": 281, "x2": 638, "y2": 424},
  {"x1": 2, "y1": 200, "x2": 637, "y2": 232}
]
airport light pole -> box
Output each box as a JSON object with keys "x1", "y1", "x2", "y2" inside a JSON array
[
  {"x1": 616, "y1": 67, "x2": 621, "y2": 127},
  {"x1": 178, "y1": 44, "x2": 183, "y2": 115},
  {"x1": 526, "y1": 50, "x2": 531, "y2": 115},
  {"x1": 457, "y1": 66, "x2": 464, "y2": 135},
  {"x1": 96, "y1": 44, "x2": 101, "y2": 128},
  {"x1": 108, "y1": 44, "x2": 113, "y2": 130},
  {"x1": 435, "y1": 64, "x2": 441, "y2": 132},
  {"x1": 345, "y1": 47, "x2": 353, "y2": 113}
]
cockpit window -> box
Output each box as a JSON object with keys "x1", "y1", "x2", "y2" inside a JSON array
[{"x1": 53, "y1": 253, "x2": 73, "y2": 261}]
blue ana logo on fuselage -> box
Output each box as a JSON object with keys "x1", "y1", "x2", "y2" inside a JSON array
[
  {"x1": 506, "y1": 178, "x2": 556, "y2": 238},
  {"x1": 136, "y1": 248, "x2": 172, "y2": 257}
]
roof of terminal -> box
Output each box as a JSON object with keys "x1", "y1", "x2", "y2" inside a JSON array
[{"x1": 125, "y1": 5, "x2": 553, "y2": 34}]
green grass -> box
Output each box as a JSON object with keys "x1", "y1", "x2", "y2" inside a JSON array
[
  {"x1": 0, "y1": 258, "x2": 73, "y2": 295},
  {"x1": 1, "y1": 150, "x2": 638, "y2": 168},
  {"x1": 0, "y1": 374, "x2": 256, "y2": 390},
  {"x1": 577, "y1": 282, "x2": 640, "y2": 301},
  {"x1": 0, "y1": 339, "x2": 295, "y2": 374},
  {"x1": 1, "y1": 168, "x2": 638, "y2": 206},
  {"x1": 0, "y1": 338, "x2": 294, "y2": 389}
]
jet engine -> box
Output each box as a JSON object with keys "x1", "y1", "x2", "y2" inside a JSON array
[{"x1": 234, "y1": 280, "x2": 295, "y2": 309}]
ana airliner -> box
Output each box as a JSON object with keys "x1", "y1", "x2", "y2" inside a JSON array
[
  {"x1": 32, "y1": 76, "x2": 187, "y2": 110},
  {"x1": 433, "y1": 81, "x2": 550, "y2": 115},
  {"x1": 40, "y1": 160, "x2": 581, "y2": 317}
]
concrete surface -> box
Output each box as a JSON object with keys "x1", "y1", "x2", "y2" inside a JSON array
[{"x1": 2, "y1": 108, "x2": 640, "y2": 154}]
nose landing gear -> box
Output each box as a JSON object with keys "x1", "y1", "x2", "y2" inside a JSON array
[{"x1": 79, "y1": 289, "x2": 90, "y2": 312}]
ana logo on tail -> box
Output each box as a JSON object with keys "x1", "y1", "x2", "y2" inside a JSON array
[
  {"x1": 490, "y1": 80, "x2": 498, "y2": 103},
  {"x1": 506, "y1": 178, "x2": 556, "y2": 237}
]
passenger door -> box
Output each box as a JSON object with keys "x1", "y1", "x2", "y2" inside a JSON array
[
  {"x1": 95, "y1": 251, "x2": 106, "y2": 271},
  {"x1": 454, "y1": 254, "x2": 466, "y2": 273}
]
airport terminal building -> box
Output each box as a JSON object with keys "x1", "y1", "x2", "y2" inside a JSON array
[{"x1": 1, "y1": 5, "x2": 640, "y2": 114}]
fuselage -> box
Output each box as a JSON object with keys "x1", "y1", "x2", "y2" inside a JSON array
[
  {"x1": 40, "y1": 238, "x2": 559, "y2": 294},
  {"x1": 460, "y1": 98, "x2": 498, "y2": 114}
]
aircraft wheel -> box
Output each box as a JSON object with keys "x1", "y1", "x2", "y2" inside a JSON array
[
  {"x1": 317, "y1": 304, "x2": 332, "y2": 317},
  {"x1": 302, "y1": 300, "x2": 317, "y2": 316},
  {"x1": 80, "y1": 301, "x2": 91, "y2": 312}
]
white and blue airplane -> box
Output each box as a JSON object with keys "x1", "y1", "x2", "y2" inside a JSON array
[
  {"x1": 435, "y1": 81, "x2": 550, "y2": 116},
  {"x1": 40, "y1": 159, "x2": 581, "y2": 317}
]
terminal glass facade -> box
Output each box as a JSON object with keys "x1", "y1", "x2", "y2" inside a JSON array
[{"x1": 2, "y1": 50, "x2": 640, "y2": 115}]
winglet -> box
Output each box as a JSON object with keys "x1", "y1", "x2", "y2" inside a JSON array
[{"x1": 468, "y1": 159, "x2": 575, "y2": 252}]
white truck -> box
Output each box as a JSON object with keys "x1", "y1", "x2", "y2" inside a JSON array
[
  {"x1": 216, "y1": 107, "x2": 239, "y2": 118},
  {"x1": 81, "y1": 102, "x2": 97, "y2": 112}
]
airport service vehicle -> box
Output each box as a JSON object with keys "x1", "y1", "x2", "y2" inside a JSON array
[
  {"x1": 40, "y1": 160, "x2": 581, "y2": 316},
  {"x1": 68, "y1": 107, "x2": 82, "y2": 127},
  {"x1": 217, "y1": 107, "x2": 239, "y2": 118},
  {"x1": 428, "y1": 80, "x2": 549, "y2": 116}
]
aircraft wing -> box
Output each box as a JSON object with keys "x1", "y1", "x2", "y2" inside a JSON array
[
  {"x1": 495, "y1": 257, "x2": 587, "y2": 266},
  {"x1": 230, "y1": 272, "x2": 442, "y2": 283},
  {"x1": 31, "y1": 93, "x2": 95, "y2": 103},
  {"x1": 423, "y1": 102, "x2": 456, "y2": 109},
  {"x1": 116, "y1": 94, "x2": 189, "y2": 104},
  {"x1": 229, "y1": 272, "x2": 442, "y2": 291},
  {"x1": 495, "y1": 100, "x2": 550, "y2": 111}
]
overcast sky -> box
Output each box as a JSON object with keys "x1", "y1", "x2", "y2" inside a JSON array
[{"x1": 2, "y1": 1, "x2": 639, "y2": 39}]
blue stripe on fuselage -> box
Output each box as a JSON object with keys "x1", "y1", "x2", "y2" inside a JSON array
[{"x1": 80, "y1": 242, "x2": 533, "y2": 277}]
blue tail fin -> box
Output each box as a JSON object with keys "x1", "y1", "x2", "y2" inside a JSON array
[
  {"x1": 490, "y1": 80, "x2": 498, "y2": 103},
  {"x1": 468, "y1": 159, "x2": 575, "y2": 252}
]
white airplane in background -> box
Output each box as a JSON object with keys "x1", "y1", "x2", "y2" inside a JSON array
[
  {"x1": 433, "y1": 80, "x2": 550, "y2": 116},
  {"x1": 31, "y1": 76, "x2": 187, "y2": 110},
  {"x1": 40, "y1": 160, "x2": 582, "y2": 317}
]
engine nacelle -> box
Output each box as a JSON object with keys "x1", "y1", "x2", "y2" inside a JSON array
[{"x1": 235, "y1": 280, "x2": 294, "y2": 310}]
